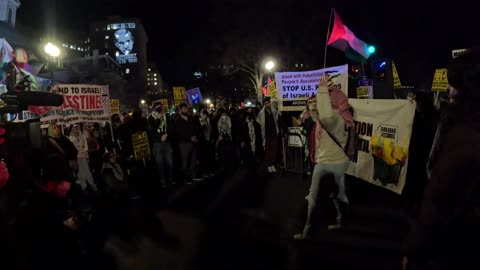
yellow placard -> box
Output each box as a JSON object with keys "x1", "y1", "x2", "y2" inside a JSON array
[
  {"x1": 392, "y1": 61, "x2": 402, "y2": 89},
  {"x1": 110, "y1": 99, "x2": 120, "y2": 115},
  {"x1": 173, "y1": 87, "x2": 187, "y2": 106},
  {"x1": 159, "y1": 99, "x2": 169, "y2": 109},
  {"x1": 268, "y1": 80, "x2": 278, "y2": 99},
  {"x1": 132, "y1": 131, "x2": 151, "y2": 160},
  {"x1": 432, "y1": 69, "x2": 448, "y2": 92},
  {"x1": 356, "y1": 86, "x2": 369, "y2": 99}
]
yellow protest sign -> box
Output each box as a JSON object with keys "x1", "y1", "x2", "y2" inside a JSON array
[
  {"x1": 392, "y1": 61, "x2": 402, "y2": 89},
  {"x1": 432, "y1": 69, "x2": 448, "y2": 92},
  {"x1": 356, "y1": 86, "x2": 369, "y2": 99},
  {"x1": 159, "y1": 99, "x2": 169, "y2": 109},
  {"x1": 132, "y1": 131, "x2": 151, "y2": 160},
  {"x1": 110, "y1": 99, "x2": 120, "y2": 115},
  {"x1": 268, "y1": 80, "x2": 278, "y2": 99},
  {"x1": 173, "y1": 87, "x2": 187, "y2": 106}
]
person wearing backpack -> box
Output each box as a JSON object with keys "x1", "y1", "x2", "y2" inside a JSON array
[{"x1": 294, "y1": 74, "x2": 354, "y2": 239}]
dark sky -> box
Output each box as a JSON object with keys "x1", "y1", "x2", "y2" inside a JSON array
[{"x1": 17, "y1": 0, "x2": 480, "y2": 86}]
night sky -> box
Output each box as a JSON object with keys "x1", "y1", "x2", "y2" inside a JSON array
[{"x1": 17, "y1": 0, "x2": 480, "y2": 87}]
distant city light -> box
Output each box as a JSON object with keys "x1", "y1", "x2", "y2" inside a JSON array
[
  {"x1": 105, "y1": 35, "x2": 109, "y2": 40},
  {"x1": 140, "y1": 100, "x2": 146, "y2": 104}
]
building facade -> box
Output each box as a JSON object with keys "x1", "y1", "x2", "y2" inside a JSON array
[{"x1": 89, "y1": 17, "x2": 148, "y2": 107}]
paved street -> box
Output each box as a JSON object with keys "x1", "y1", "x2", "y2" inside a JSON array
[{"x1": 94, "y1": 167, "x2": 412, "y2": 270}]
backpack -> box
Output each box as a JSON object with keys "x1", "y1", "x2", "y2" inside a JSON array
[{"x1": 322, "y1": 107, "x2": 359, "y2": 160}]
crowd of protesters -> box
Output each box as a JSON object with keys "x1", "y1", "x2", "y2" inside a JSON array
[{"x1": 1, "y1": 50, "x2": 479, "y2": 270}]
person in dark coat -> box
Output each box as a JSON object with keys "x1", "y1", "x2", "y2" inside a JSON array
[
  {"x1": 147, "y1": 105, "x2": 174, "y2": 187},
  {"x1": 239, "y1": 106, "x2": 262, "y2": 167},
  {"x1": 402, "y1": 49, "x2": 480, "y2": 270}
]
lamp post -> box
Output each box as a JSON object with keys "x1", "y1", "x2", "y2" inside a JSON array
[
  {"x1": 44, "y1": 42, "x2": 61, "y2": 81},
  {"x1": 265, "y1": 60, "x2": 275, "y2": 71}
]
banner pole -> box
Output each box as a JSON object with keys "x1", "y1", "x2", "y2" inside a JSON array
[{"x1": 323, "y1": 8, "x2": 334, "y2": 69}]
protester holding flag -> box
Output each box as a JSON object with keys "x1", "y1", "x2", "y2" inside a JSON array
[{"x1": 294, "y1": 74, "x2": 354, "y2": 239}]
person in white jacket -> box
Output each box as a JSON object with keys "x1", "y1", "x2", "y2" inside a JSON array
[
  {"x1": 294, "y1": 74, "x2": 354, "y2": 239},
  {"x1": 69, "y1": 124, "x2": 98, "y2": 191}
]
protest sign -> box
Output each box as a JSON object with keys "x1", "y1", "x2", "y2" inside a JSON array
[
  {"x1": 186, "y1": 87, "x2": 203, "y2": 105},
  {"x1": 173, "y1": 87, "x2": 187, "y2": 106},
  {"x1": 275, "y1": 64, "x2": 348, "y2": 111},
  {"x1": 39, "y1": 84, "x2": 111, "y2": 128},
  {"x1": 132, "y1": 131, "x2": 151, "y2": 160},
  {"x1": 110, "y1": 99, "x2": 120, "y2": 115},
  {"x1": 346, "y1": 99, "x2": 416, "y2": 194}
]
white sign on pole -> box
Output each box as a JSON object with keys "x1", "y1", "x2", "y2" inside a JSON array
[
  {"x1": 275, "y1": 64, "x2": 349, "y2": 111},
  {"x1": 452, "y1": 48, "x2": 468, "y2": 59}
]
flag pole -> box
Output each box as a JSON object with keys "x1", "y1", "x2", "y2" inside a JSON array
[{"x1": 323, "y1": 8, "x2": 334, "y2": 69}]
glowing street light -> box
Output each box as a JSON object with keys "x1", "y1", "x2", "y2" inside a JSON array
[
  {"x1": 205, "y1": 98, "x2": 211, "y2": 104},
  {"x1": 44, "y1": 42, "x2": 61, "y2": 57},
  {"x1": 265, "y1": 61, "x2": 275, "y2": 71},
  {"x1": 140, "y1": 99, "x2": 146, "y2": 104}
]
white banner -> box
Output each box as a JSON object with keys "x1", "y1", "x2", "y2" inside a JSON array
[
  {"x1": 346, "y1": 99, "x2": 416, "y2": 194},
  {"x1": 38, "y1": 84, "x2": 111, "y2": 128},
  {"x1": 275, "y1": 64, "x2": 349, "y2": 111}
]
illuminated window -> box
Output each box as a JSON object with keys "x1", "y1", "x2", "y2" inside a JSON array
[
  {"x1": 295, "y1": 64, "x2": 298, "y2": 68},
  {"x1": 147, "y1": 83, "x2": 150, "y2": 86},
  {"x1": 126, "y1": 68, "x2": 130, "y2": 74},
  {"x1": 154, "y1": 74, "x2": 157, "y2": 77},
  {"x1": 105, "y1": 52, "x2": 109, "y2": 55},
  {"x1": 148, "y1": 68, "x2": 151, "y2": 71},
  {"x1": 105, "y1": 35, "x2": 109, "y2": 40},
  {"x1": 154, "y1": 78, "x2": 157, "y2": 81},
  {"x1": 301, "y1": 64, "x2": 303, "y2": 67},
  {"x1": 154, "y1": 82, "x2": 158, "y2": 85}
]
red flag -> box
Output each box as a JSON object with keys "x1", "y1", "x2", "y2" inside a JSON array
[
  {"x1": 262, "y1": 86, "x2": 268, "y2": 96},
  {"x1": 327, "y1": 10, "x2": 371, "y2": 62}
]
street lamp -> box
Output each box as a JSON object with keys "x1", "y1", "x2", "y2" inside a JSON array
[
  {"x1": 205, "y1": 98, "x2": 211, "y2": 104},
  {"x1": 265, "y1": 61, "x2": 275, "y2": 71},
  {"x1": 140, "y1": 99, "x2": 146, "y2": 104},
  {"x1": 44, "y1": 42, "x2": 61, "y2": 57}
]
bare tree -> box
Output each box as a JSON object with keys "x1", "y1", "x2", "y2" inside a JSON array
[{"x1": 234, "y1": 62, "x2": 265, "y2": 102}]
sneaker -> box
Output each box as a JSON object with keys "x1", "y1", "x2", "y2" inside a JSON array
[
  {"x1": 192, "y1": 177, "x2": 203, "y2": 181},
  {"x1": 293, "y1": 233, "x2": 309, "y2": 240},
  {"x1": 327, "y1": 222, "x2": 343, "y2": 230}
]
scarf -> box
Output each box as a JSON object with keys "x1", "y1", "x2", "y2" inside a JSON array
[
  {"x1": 200, "y1": 114, "x2": 212, "y2": 141},
  {"x1": 247, "y1": 118, "x2": 256, "y2": 153}
]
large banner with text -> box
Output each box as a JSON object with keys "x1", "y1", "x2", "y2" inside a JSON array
[
  {"x1": 39, "y1": 84, "x2": 111, "y2": 127},
  {"x1": 275, "y1": 64, "x2": 348, "y2": 111},
  {"x1": 346, "y1": 99, "x2": 415, "y2": 194}
]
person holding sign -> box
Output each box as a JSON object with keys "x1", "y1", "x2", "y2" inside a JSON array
[
  {"x1": 148, "y1": 105, "x2": 174, "y2": 188},
  {"x1": 294, "y1": 74, "x2": 354, "y2": 239}
]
